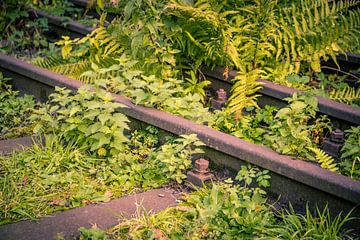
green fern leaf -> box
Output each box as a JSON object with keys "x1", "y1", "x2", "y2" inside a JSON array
[
  {"x1": 329, "y1": 87, "x2": 360, "y2": 105},
  {"x1": 307, "y1": 147, "x2": 338, "y2": 172}
]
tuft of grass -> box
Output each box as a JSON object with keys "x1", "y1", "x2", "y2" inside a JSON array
[
  {"x1": 270, "y1": 204, "x2": 355, "y2": 240},
  {"x1": 0, "y1": 130, "x2": 203, "y2": 225},
  {"x1": 0, "y1": 134, "x2": 105, "y2": 224}
]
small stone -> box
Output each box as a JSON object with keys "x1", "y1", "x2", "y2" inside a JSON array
[
  {"x1": 158, "y1": 194, "x2": 165, "y2": 197},
  {"x1": 187, "y1": 158, "x2": 215, "y2": 188}
]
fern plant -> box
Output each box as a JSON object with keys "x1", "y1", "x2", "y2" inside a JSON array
[
  {"x1": 33, "y1": 0, "x2": 360, "y2": 115},
  {"x1": 329, "y1": 86, "x2": 360, "y2": 106},
  {"x1": 307, "y1": 147, "x2": 338, "y2": 172},
  {"x1": 162, "y1": 0, "x2": 360, "y2": 113},
  {"x1": 227, "y1": 69, "x2": 264, "y2": 118},
  {"x1": 164, "y1": 0, "x2": 241, "y2": 69},
  {"x1": 33, "y1": 22, "x2": 121, "y2": 79}
]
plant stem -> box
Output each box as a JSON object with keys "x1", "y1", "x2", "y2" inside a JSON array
[{"x1": 321, "y1": 66, "x2": 360, "y2": 80}]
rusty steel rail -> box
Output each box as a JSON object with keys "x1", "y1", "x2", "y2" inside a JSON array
[
  {"x1": 31, "y1": 8, "x2": 95, "y2": 39},
  {"x1": 336, "y1": 52, "x2": 360, "y2": 65},
  {"x1": 0, "y1": 54, "x2": 359, "y2": 231},
  {"x1": 202, "y1": 66, "x2": 360, "y2": 127},
  {"x1": 71, "y1": 0, "x2": 88, "y2": 7}
]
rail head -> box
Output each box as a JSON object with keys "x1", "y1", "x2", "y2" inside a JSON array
[
  {"x1": 201, "y1": 66, "x2": 360, "y2": 125},
  {"x1": 31, "y1": 8, "x2": 95, "y2": 36},
  {"x1": 336, "y1": 52, "x2": 360, "y2": 64},
  {"x1": 71, "y1": 0, "x2": 89, "y2": 8}
]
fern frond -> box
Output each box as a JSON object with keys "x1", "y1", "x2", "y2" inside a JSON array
[
  {"x1": 227, "y1": 69, "x2": 264, "y2": 115},
  {"x1": 52, "y1": 60, "x2": 92, "y2": 79},
  {"x1": 329, "y1": 86, "x2": 360, "y2": 105},
  {"x1": 164, "y1": 0, "x2": 240, "y2": 68},
  {"x1": 277, "y1": 0, "x2": 360, "y2": 72},
  {"x1": 32, "y1": 56, "x2": 67, "y2": 70},
  {"x1": 165, "y1": 1, "x2": 222, "y2": 29},
  {"x1": 308, "y1": 147, "x2": 338, "y2": 172},
  {"x1": 79, "y1": 66, "x2": 122, "y2": 84}
]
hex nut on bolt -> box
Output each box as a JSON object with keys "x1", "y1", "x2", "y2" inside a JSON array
[
  {"x1": 217, "y1": 89, "x2": 227, "y2": 101},
  {"x1": 194, "y1": 158, "x2": 209, "y2": 173},
  {"x1": 211, "y1": 88, "x2": 227, "y2": 110},
  {"x1": 187, "y1": 158, "x2": 215, "y2": 188},
  {"x1": 330, "y1": 129, "x2": 345, "y2": 143},
  {"x1": 323, "y1": 129, "x2": 345, "y2": 159}
]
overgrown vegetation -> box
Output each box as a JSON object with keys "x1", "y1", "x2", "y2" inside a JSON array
[
  {"x1": 0, "y1": 2, "x2": 358, "y2": 235},
  {"x1": 33, "y1": 0, "x2": 100, "y2": 27},
  {"x1": 0, "y1": 87, "x2": 204, "y2": 224},
  {"x1": 0, "y1": 0, "x2": 49, "y2": 56},
  {"x1": 30, "y1": 86, "x2": 130, "y2": 157},
  {"x1": 210, "y1": 93, "x2": 339, "y2": 172},
  {"x1": 0, "y1": 73, "x2": 37, "y2": 139},
  {"x1": 1, "y1": 1, "x2": 359, "y2": 177},
  {"x1": 340, "y1": 126, "x2": 360, "y2": 180},
  {"x1": 71, "y1": 0, "x2": 360, "y2": 111},
  {"x1": 77, "y1": 166, "x2": 355, "y2": 240}
]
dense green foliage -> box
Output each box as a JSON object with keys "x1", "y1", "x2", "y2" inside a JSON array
[
  {"x1": 0, "y1": 131, "x2": 203, "y2": 224},
  {"x1": 264, "y1": 93, "x2": 331, "y2": 160},
  {"x1": 0, "y1": 87, "x2": 204, "y2": 224},
  {"x1": 210, "y1": 93, "x2": 338, "y2": 171},
  {"x1": 77, "y1": 167, "x2": 354, "y2": 240},
  {"x1": 30, "y1": 86, "x2": 130, "y2": 157},
  {"x1": 0, "y1": 1, "x2": 358, "y2": 235},
  {"x1": 27, "y1": 0, "x2": 359, "y2": 175},
  {"x1": 80, "y1": 0, "x2": 360, "y2": 111},
  {"x1": 284, "y1": 72, "x2": 360, "y2": 107},
  {"x1": 0, "y1": 0, "x2": 49, "y2": 55},
  {"x1": 33, "y1": 0, "x2": 360, "y2": 112},
  {"x1": 33, "y1": 0, "x2": 100, "y2": 27},
  {"x1": 33, "y1": 0, "x2": 82, "y2": 17},
  {"x1": 0, "y1": 73, "x2": 36, "y2": 139},
  {"x1": 340, "y1": 126, "x2": 360, "y2": 180},
  {"x1": 1, "y1": 1, "x2": 358, "y2": 177}
]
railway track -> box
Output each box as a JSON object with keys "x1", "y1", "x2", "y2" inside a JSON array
[
  {"x1": 0, "y1": 3, "x2": 359, "y2": 237},
  {"x1": 0, "y1": 53, "x2": 359, "y2": 233}
]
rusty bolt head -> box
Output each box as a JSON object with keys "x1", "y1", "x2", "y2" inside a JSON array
[
  {"x1": 330, "y1": 129, "x2": 344, "y2": 143},
  {"x1": 194, "y1": 158, "x2": 209, "y2": 173},
  {"x1": 217, "y1": 89, "x2": 227, "y2": 101}
]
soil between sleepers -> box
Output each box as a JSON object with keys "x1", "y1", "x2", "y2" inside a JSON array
[{"x1": 0, "y1": 188, "x2": 181, "y2": 240}]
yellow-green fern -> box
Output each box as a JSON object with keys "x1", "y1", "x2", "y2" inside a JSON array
[
  {"x1": 329, "y1": 87, "x2": 360, "y2": 105},
  {"x1": 227, "y1": 69, "x2": 264, "y2": 117},
  {"x1": 307, "y1": 147, "x2": 338, "y2": 172}
]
